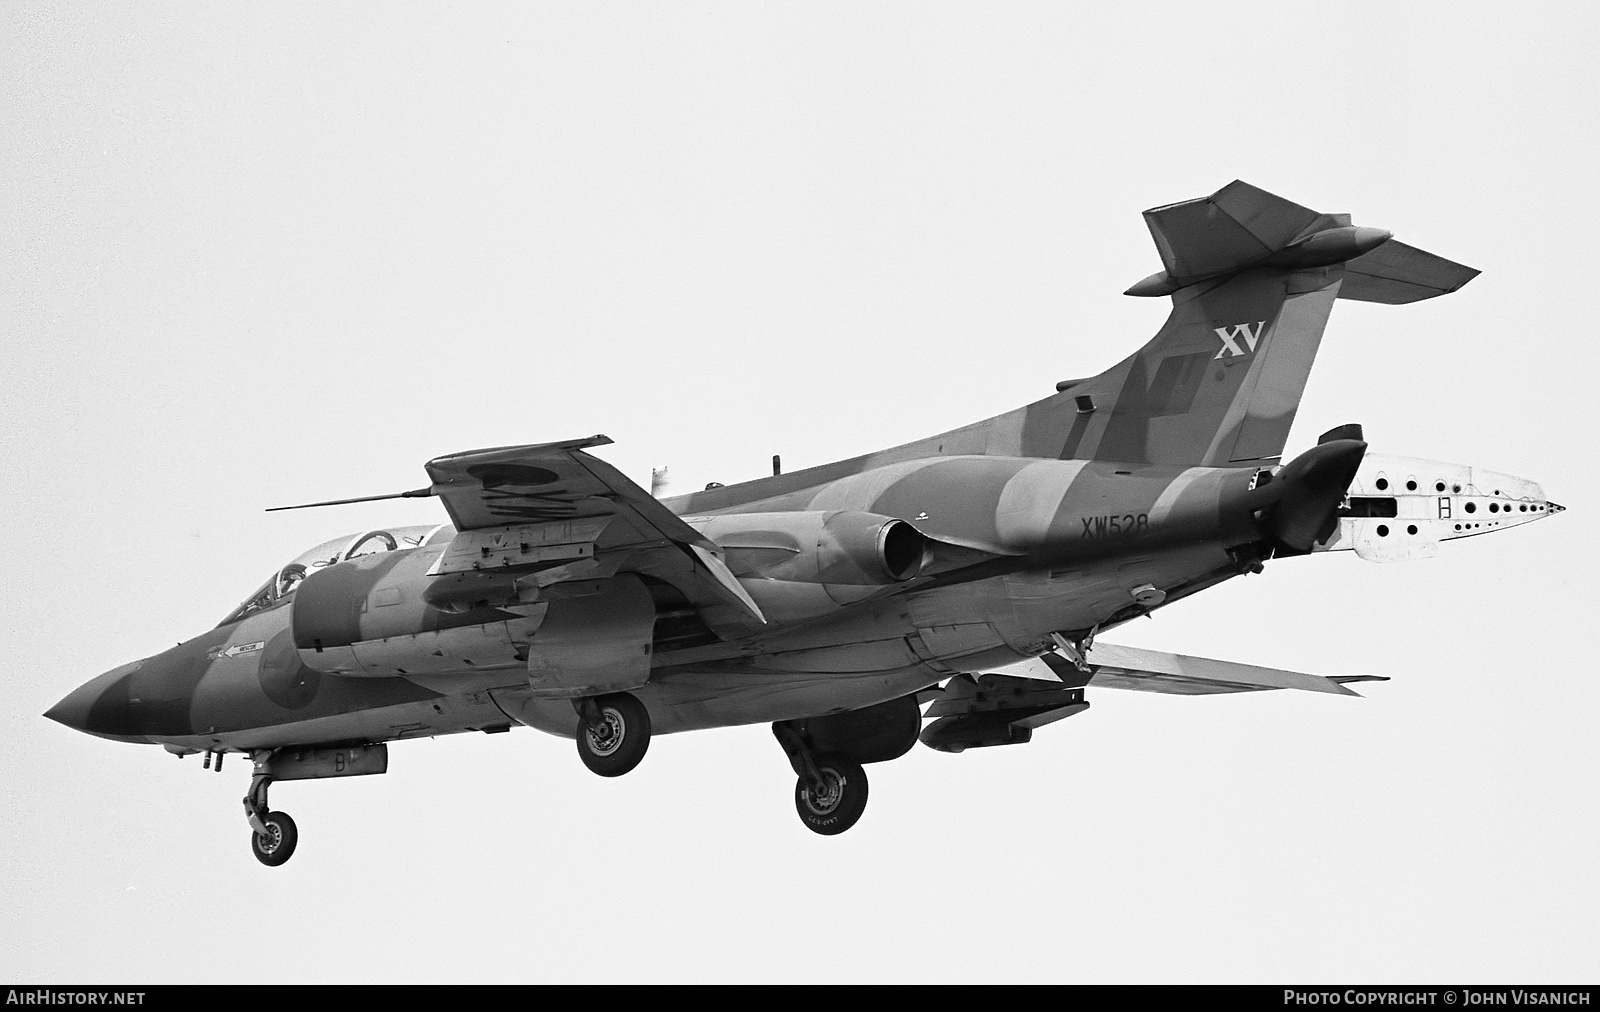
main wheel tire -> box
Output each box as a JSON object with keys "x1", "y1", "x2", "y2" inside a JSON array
[
  {"x1": 794, "y1": 755, "x2": 868, "y2": 836},
  {"x1": 251, "y1": 810, "x2": 298, "y2": 867},
  {"x1": 576, "y1": 692, "x2": 651, "y2": 777}
]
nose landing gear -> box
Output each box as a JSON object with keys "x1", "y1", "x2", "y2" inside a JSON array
[
  {"x1": 250, "y1": 810, "x2": 298, "y2": 867},
  {"x1": 232, "y1": 745, "x2": 386, "y2": 866},
  {"x1": 243, "y1": 762, "x2": 297, "y2": 867}
]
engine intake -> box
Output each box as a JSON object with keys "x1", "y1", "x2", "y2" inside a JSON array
[{"x1": 687, "y1": 510, "x2": 932, "y2": 625}]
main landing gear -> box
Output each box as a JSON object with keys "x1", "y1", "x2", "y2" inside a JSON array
[
  {"x1": 244, "y1": 764, "x2": 297, "y2": 867},
  {"x1": 574, "y1": 692, "x2": 651, "y2": 777},
  {"x1": 794, "y1": 755, "x2": 868, "y2": 835},
  {"x1": 773, "y1": 722, "x2": 869, "y2": 836}
]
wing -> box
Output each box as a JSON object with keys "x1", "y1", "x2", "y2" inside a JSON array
[
  {"x1": 422, "y1": 436, "x2": 765, "y2": 638},
  {"x1": 918, "y1": 644, "x2": 1381, "y2": 751},
  {"x1": 426, "y1": 435, "x2": 674, "y2": 532},
  {"x1": 996, "y1": 643, "x2": 1378, "y2": 696}
]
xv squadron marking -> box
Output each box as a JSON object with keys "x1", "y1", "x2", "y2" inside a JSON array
[{"x1": 1213, "y1": 321, "x2": 1267, "y2": 358}]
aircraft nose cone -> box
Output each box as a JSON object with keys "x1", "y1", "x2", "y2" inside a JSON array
[
  {"x1": 43, "y1": 685, "x2": 94, "y2": 731},
  {"x1": 44, "y1": 659, "x2": 145, "y2": 739}
]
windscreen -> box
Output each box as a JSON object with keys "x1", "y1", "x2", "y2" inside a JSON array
[{"x1": 216, "y1": 524, "x2": 451, "y2": 627}]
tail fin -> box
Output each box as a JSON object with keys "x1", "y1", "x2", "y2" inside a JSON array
[{"x1": 1042, "y1": 181, "x2": 1476, "y2": 468}]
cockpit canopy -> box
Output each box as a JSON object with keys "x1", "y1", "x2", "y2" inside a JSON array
[{"x1": 218, "y1": 524, "x2": 453, "y2": 627}]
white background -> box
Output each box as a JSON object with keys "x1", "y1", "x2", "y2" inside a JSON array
[{"x1": 3, "y1": 2, "x2": 1595, "y2": 983}]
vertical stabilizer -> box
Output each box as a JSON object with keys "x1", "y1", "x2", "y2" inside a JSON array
[{"x1": 1064, "y1": 265, "x2": 1342, "y2": 467}]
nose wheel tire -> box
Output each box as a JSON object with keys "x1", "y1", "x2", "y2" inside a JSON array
[
  {"x1": 794, "y1": 756, "x2": 868, "y2": 836},
  {"x1": 250, "y1": 810, "x2": 298, "y2": 867},
  {"x1": 576, "y1": 692, "x2": 651, "y2": 777}
]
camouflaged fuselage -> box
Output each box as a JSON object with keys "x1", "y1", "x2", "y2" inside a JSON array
[
  {"x1": 49, "y1": 179, "x2": 1503, "y2": 755},
  {"x1": 55, "y1": 453, "x2": 1264, "y2": 751}
]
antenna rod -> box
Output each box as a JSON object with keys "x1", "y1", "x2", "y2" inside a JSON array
[
  {"x1": 772, "y1": 455, "x2": 782, "y2": 476},
  {"x1": 266, "y1": 487, "x2": 434, "y2": 513}
]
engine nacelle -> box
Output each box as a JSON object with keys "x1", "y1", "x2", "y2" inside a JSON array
[
  {"x1": 691, "y1": 510, "x2": 926, "y2": 585},
  {"x1": 687, "y1": 510, "x2": 930, "y2": 626},
  {"x1": 289, "y1": 546, "x2": 546, "y2": 676}
]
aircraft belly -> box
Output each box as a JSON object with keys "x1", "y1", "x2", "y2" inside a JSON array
[
  {"x1": 747, "y1": 634, "x2": 933, "y2": 674},
  {"x1": 493, "y1": 666, "x2": 938, "y2": 737},
  {"x1": 1004, "y1": 568, "x2": 1125, "y2": 637},
  {"x1": 749, "y1": 596, "x2": 916, "y2": 652},
  {"x1": 172, "y1": 693, "x2": 512, "y2": 753},
  {"x1": 1002, "y1": 542, "x2": 1237, "y2": 639}
]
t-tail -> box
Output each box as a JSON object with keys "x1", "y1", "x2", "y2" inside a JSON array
[
  {"x1": 664, "y1": 181, "x2": 1479, "y2": 515},
  {"x1": 1039, "y1": 180, "x2": 1478, "y2": 469}
]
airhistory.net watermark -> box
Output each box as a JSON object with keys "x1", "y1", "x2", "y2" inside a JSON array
[{"x1": 5, "y1": 993, "x2": 145, "y2": 1005}]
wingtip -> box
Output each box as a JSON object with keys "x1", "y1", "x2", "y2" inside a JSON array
[{"x1": 1329, "y1": 674, "x2": 1390, "y2": 697}]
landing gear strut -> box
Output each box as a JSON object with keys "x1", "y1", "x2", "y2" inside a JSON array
[
  {"x1": 1051, "y1": 625, "x2": 1098, "y2": 674},
  {"x1": 574, "y1": 692, "x2": 651, "y2": 777},
  {"x1": 243, "y1": 756, "x2": 298, "y2": 867},
  {"x1": 773, "y1": 722, "x2": 869, "y2": 836}
]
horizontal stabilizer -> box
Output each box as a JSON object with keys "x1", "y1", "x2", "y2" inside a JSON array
[
  {"x1": 1141, "y1": 180, "x2": 1325, "y2": 283},
  {"x1": 1338, "y1": 240, "x2": 1480, "y2": 304}
]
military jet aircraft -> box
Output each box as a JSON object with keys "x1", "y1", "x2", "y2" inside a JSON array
[{"x1": 45, "y1": 181, "x2": 1562, "y2": 865}]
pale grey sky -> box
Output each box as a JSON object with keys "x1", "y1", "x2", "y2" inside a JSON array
[{"x1": 3, "y1": 2, "x2": 1596, "y2": 983}]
